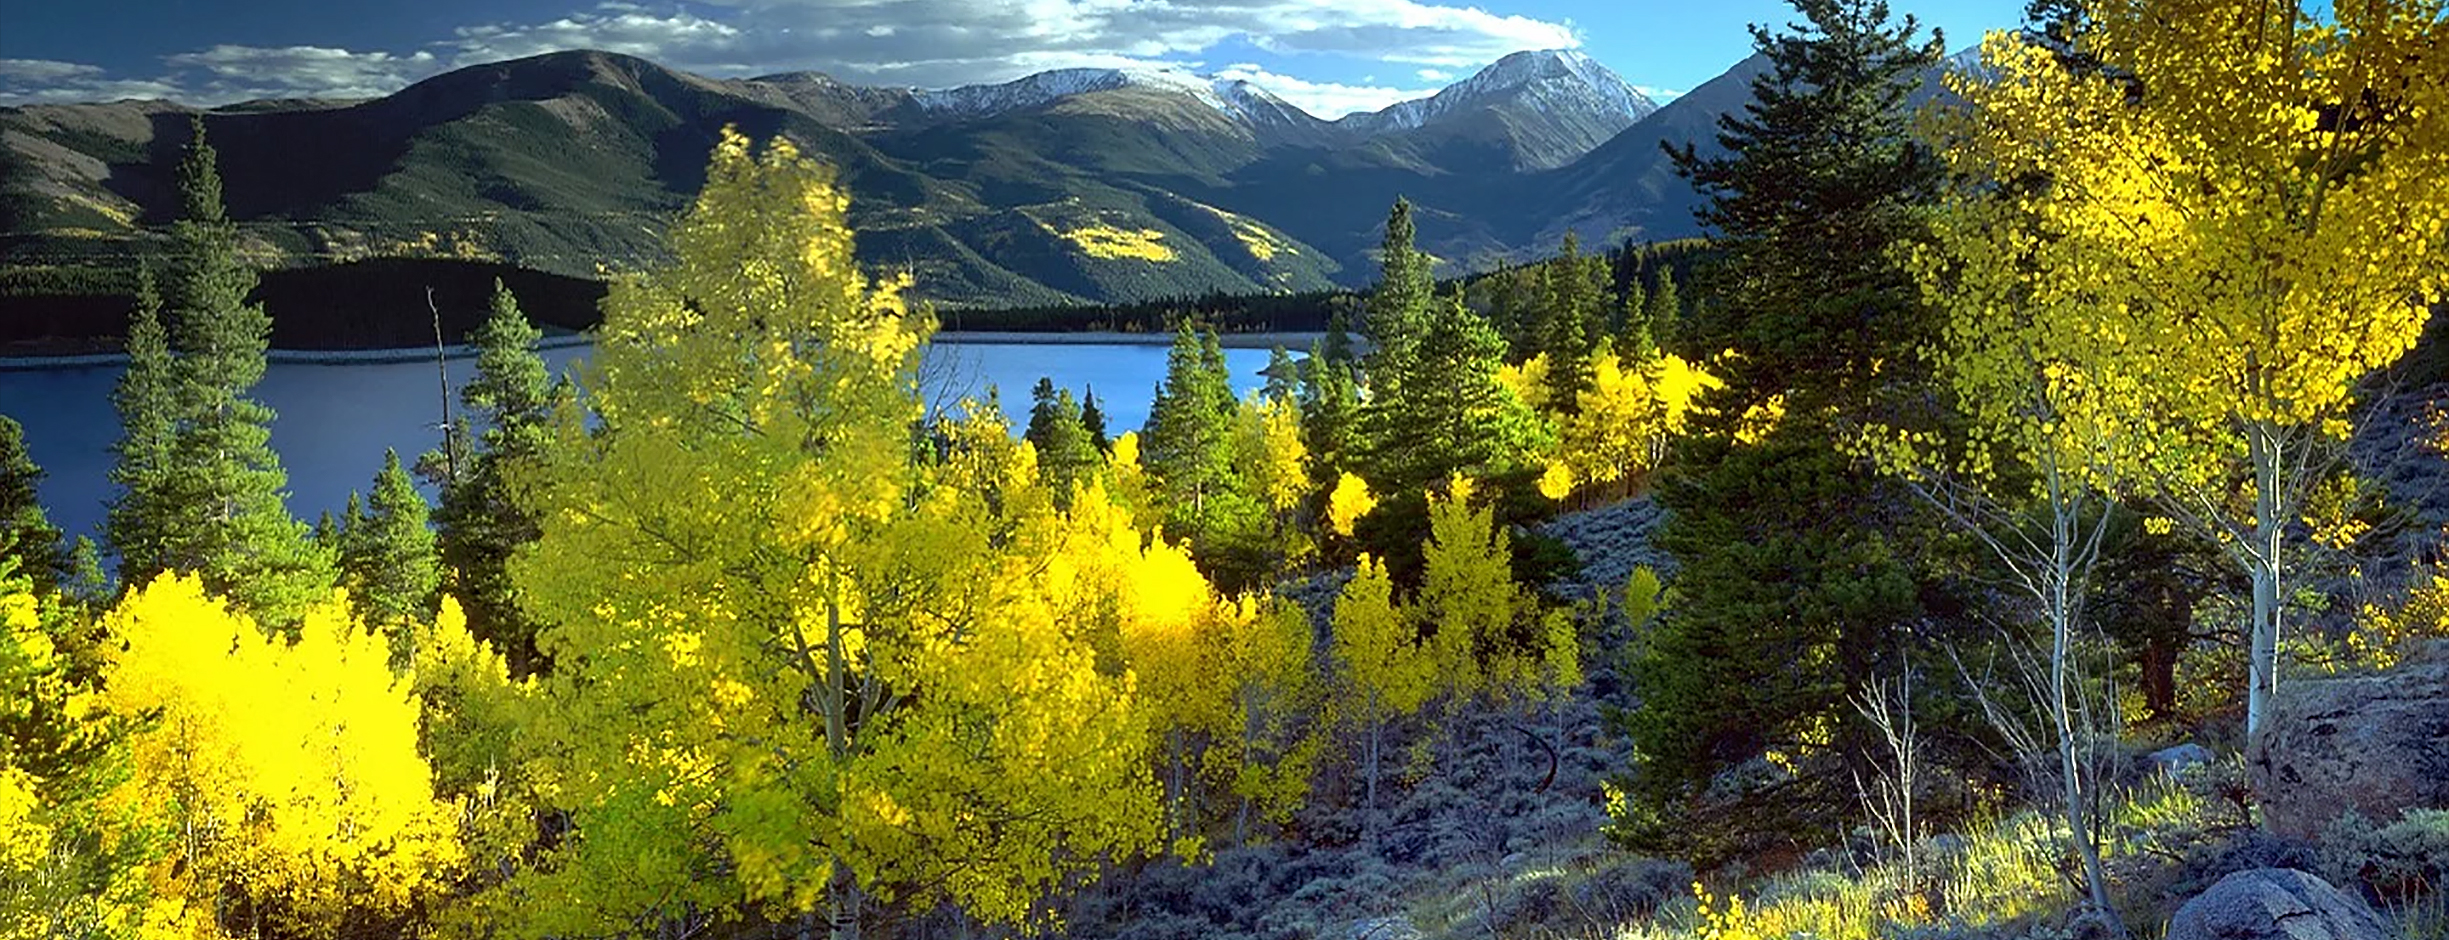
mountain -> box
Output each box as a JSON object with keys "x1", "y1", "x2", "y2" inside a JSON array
[
  {"x1": 0, "y1": 46, "x2": 1738, "y2": 321},
  {"x1": 1528, "y1": 51, "x2": 1773, "y2": 249},
  {"x1": 1335, "y1": 50, "x2": 1659, "y2": 171}
]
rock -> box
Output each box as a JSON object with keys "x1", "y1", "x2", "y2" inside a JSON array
[
  {"x1": 2248, "y1": 657, "x2": 2449, "y2": 841},
  {"x1": 2166, "y1": 868, "x2": 2387, "y2": 940},
  {"x1": 1342, "y1": 915, "x2": 1422, "y2": 940},
  {"x1": 2150, "y1": 743, "x2": 2215, "y2": 776}
]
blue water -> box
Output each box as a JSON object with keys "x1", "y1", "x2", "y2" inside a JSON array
[{"x1": 0, "y1": 341, "x2": 1271, "y2": 544}]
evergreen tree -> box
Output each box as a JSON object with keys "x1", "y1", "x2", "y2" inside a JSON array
[
  {"x1": 1024, "y1": 378, "x2": 1099, "y2": 505},
  {"x1": 154, "y1": 117, "x2": 332, "y2": 626},
  {"x1": 1648, "y1": 267, "x2": 1681, "y2": 352},
  {"x1": 1363, "y1": 199, "x2": 1434, "y2": 391},
  {"x1": 344, "y1": 450, "x2": 439, "y2": 659},
  {"x1": 1543, "y1": 233, "x2": 1603, "y2": 411},
  {"x1": 0, "y1": 416, "x2": 64, "y2": 590},
  {"x1": 1300, "y1": 342, "x2": 1361, "y2": 489},
  {"x1": 427, "y1": 279, "x2": 558, "y2": 676},
  {"x1": 1261, "y1": 347, "x2": 1300, "y2": 406},
  {"x1": 1617, "y1": 0, "x2": 1947, "y2": 856},
  {"x1": 1079, "y1": 386, "x2": 1111, "y2": 452},
  {"x1": 1616, "y1": 278, "x2": 1658, "y2": 360},
  {"x1": 1319, "y1": 306, "x2": 1358, "y2": 367},
  {"x1": 1143, "y1": 324, "x2": 1239, "y2": 531},
  {"x1": 1361, "y1": 289, "x2": 1549, "y2": 499},
  {"x1": 106, "y1": 267, "x2": 176, "y2": 585}
]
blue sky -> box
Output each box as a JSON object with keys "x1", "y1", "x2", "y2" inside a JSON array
[{"x1": 0, "y1": 0, "x2": 2028, "y2": 117}]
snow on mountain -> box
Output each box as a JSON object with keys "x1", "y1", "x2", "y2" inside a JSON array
[
  {"x1": 1336, "y1": 49, "x2": 1657, "y2": 134},
  {"x1": 913, "y1": 66, "x2": 1229, "y2": 117}
]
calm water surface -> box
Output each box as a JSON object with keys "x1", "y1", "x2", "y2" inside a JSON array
[{"x1": 0, "y1": 342, "x2": 1271, "y2": 543}]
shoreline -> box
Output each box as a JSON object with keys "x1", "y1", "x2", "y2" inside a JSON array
[{"x1": 0, "y1": 330, "x2": 1328, "y2": 371}]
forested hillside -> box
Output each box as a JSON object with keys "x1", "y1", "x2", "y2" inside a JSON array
[{"x1": 3, "y1": 1, "x2": 2448, "y2": 939}]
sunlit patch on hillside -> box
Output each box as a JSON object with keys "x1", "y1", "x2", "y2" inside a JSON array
[
  {"x1": 1052, "y1": 221, "x2": 1178, "y2": 262},
  {"x1": 1228, "y1": 218, "x2": 1288, "y2": 262}
]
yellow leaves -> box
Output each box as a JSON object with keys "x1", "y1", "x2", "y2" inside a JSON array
[
  {"x1": 1541, "y1": 348, "x2": 1723, "y2": 499},
  {"x1": 1537, "y1": 461, "x2": 1577, "y2": 501},
  {"x1": 1054, "y1": 222, "x2": 1179, "y2": 262},
  {"x1": 1327, "y1": 472, "x2": 1378, "y2": 537},
  {"x1": 1235, "y1": 394, "x2": 1311, "y2": 514},
  {"x1": 101, "y1": 575, "x2": 462, "y2": 933},
  {"x1": 1733, "y1": 393, "x2": 1787, "y2": 446}
]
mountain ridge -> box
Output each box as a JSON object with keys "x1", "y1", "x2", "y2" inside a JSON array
[{"x1": 0, "y1": 46, "x2": 1749, "y2": 316}]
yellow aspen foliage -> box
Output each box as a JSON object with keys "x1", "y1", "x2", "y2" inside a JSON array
[
  {"x1": 1, "y1": 568, "x2": 150, "y2": 940},
  {"x1": 1417, "y1": 477, "x2": 1576, "y2": 704},
  {"x1": 492, "y1": 128, "x2": 1162, "y2": 935},
  {"x1": 1235, "y1": 394, "x2": 1311, "y2": 516},
  {"x1": 1498, "y1": 355, "x2": 1552, "y2": 412},
  {"x1": 2352, "y1": 571, "x2": 2449, "y2": 669},
  {"x1": 1202, "y1": 595, "x2": 1326, "y2": 830},
  {"x1": 1326, "y1": 472, "x2": 1378, "y2": 538},
  {"x1": 98, "y1": 575, "x2": 460, "y2": 938},
  {"x1": 1928, "y1": 1, "x2": 2449, "y2": 733},
  {"x1": 1330, "y1": 554, "x2": 1428, "y2": 835},
  {"x1": 1546, "y1": 349, "x2": 1722, "y2": 498}
]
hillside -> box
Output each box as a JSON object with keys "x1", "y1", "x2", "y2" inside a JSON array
[{"x1": 0, "y1": 47, "x2": 1704, "y2": 329}]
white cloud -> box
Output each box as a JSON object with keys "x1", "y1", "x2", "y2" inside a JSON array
[
  {"x1": 163, "y1": 45, "x2": 445, "y2": 101},
  {"x1": 1213, "y1": 63, "x2": 1431, "y2": 120},
  {"x1": 441, "y1": 0, "x2": 1578, "y2": 88},
  {"x1": 0, "y1": 58, "x2": 184, "y2": 105},
  {"x1": 1416, "y1": 67, "x2": 1452, "y2": 81},
  {"x1": 0, "y1": 0, "x2": 1577, "y2": 107}
]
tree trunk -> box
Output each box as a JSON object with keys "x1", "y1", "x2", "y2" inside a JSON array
[
  {"x1": 1364, "y1": 698, "x2": 1382, "y2": 851},
  {"x1": 829, "y1": 864, "x2": 862, "y2": 940},
  {"x1": 2247, "y1": 423, "x2": 2283, "y2": 739}
]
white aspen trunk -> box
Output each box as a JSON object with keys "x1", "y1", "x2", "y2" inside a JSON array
[{"x1": 2247, "y1": 423, "x2": 2283, "y2": 739}]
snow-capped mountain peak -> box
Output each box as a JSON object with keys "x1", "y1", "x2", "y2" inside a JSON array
[{"x1": 1341, "y1": 49, "x2": 1657, "y2": 133}]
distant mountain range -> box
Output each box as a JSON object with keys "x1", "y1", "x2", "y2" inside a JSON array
[{"x1": 0, "y1": 47, "x2": 1778, "y2": 309}]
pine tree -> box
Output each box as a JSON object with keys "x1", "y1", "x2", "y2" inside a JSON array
[
  {"x1": 1543, "y1": 233, "x2": 1603, "y2": 411},
  {"x1": 1620, "y1": 0, "x2": 1947, "y2": 856},
  {"x1": 1647, "y1": 268, "x2": 1681, "y2": 352},
  {"x1": 1363, "y1": 199, "x2": 1433, "y2": 392},
  {"x1": 155, "y1": 117, "x2": 332, "y2": 627},
  {"x1": 1300, "y1": 343, "x2": 1362, "y2": 490},
  {"x1": 344, "y1": 450, "x2": 438, "y2": 653},
  {"x1": 1079, "y1": 386, "x2": 1111, "y2": 452},
  {"x1": 1025, "y1": 378, "x2": 1099, "y2": 505},
  {"x1": 1143, "y1": 324, "x2": 1238, "y2": 530},
  {"x1": 1361, "y1": 289, "x2": 1549, "y2": 499},
  {"x1": 106, "y1": 267, "x2": 176, "y2": 585},
  {"x1": 0, "y1": 416, "x2": 64, "y2": 591},
  {"x1": 427, "y1": 279, "x2": 558, "y2": 675},
  {"x1": 1261, "y1": 347, "x2": 1300, "y2": 405},
  {"x1": 1319, "y1": 306, "x2": 1358, "y2": 367},
  {"x1": 1614, "y1": 276, "x2": 1652, "y2": 355}
]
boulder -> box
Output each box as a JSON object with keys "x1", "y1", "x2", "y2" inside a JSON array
[
  {"x1": 2247, "y1": 656, "x2": 2449, "y2": 842},
  {"x1": 2166, "y1": 868, "x2": 2386, "y2": 940}
]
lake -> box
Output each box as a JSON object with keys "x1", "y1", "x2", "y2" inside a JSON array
[{"x1": 0, "y1": 339, "x2": 1281, "y2": 545}]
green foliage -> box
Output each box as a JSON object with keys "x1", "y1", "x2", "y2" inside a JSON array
[
  {"x1": 341, "y1": 450, "x2": 438, "y2": 661},
  {"x1": 1026, "y1": 378, "x2": 1101, "y2": 505},
  {"x1": 0, "y1": 561, "x2": 154, "y2": 939},
  {"x1": 105, "y1": 268, "x2": 176, "y2": 587},
  {"x1": 122, "y1": 119, "x2": 334, "y2": 628},
  {"x1": 0, "y1": 417, "x2": 64, "y2": 593},
  {"x1": 1360, "y1": 289, "x2": 1549, "y2": 501}
]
